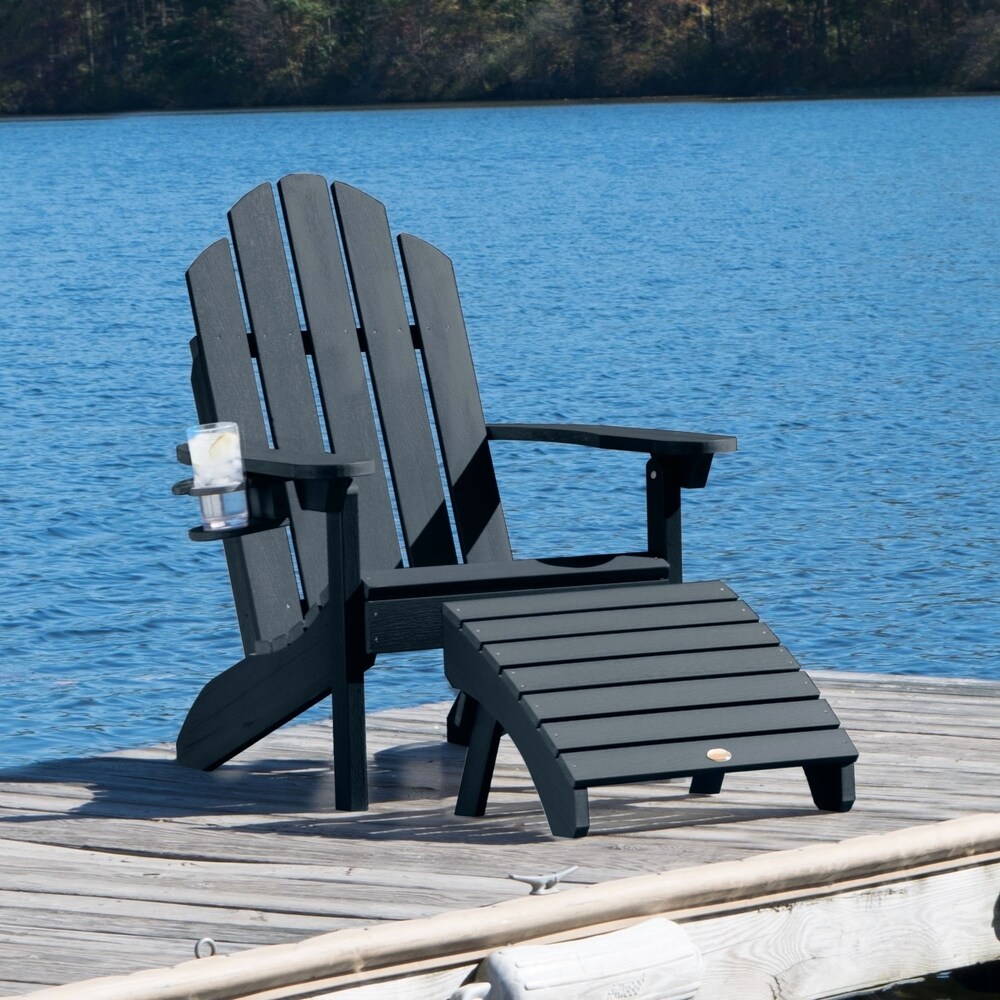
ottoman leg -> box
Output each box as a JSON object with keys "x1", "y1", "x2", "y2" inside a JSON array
[
  {"x1": 690, "y1": 770, "x2": 725, "y2": 795},
  {"x1": 456, "y1": 704, "x2": 503, "y2": 817},
  {"x1": 540, "y1": 785, "x2": 591, "y2": 839},
  {"x1": 446, "y1": 691, "x2": 477, "y2": 746},
  {"x1": 805, "y1": 762, "x2": 856, "y2": 812}
]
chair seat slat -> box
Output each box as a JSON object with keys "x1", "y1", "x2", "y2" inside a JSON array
[
  {"x1": 488, "y1": 621, "x2": 781, "y2": 668},
  {"x1": 467, "y1": 600, "x2": 757, "y2": 644},
  {"x1": 365, "y1": 553, "x2": 668, "y2": 601},
  {"x1": 449, "y1": 580, "x2": 737, "y2": 622},
  {"x1": 562, "y1": 728, "x2": 857, "y2": 787},
  {"x1": 544, "y1": 699, "x2": 840, "y2": 753},
  {"x1": 504, "y1": 646, "x2": 800, "y2": 692},
  {"x1": 522, "y1": 670, "x2": 820, "y2": 722}
]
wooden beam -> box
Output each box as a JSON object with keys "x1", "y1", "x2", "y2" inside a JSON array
[
  {"x1": 684, "y1": 860, "x2": 1000, "y2": 999},
  {"x1": 237, "y1": 858, "x2": 1000, "y2": 1000}
]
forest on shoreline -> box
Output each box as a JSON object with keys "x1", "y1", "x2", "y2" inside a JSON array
[{"x1": 1, "y1": 0, "x2": 998, "y2": 115}]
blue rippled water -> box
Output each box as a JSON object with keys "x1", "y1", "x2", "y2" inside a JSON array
[{"x1": 1, "y1": 97, "x2": 997, "y2": 766}]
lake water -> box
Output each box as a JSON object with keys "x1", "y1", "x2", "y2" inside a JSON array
[{"x1": 0, "y1": 96, "x2": 997, "y2": 769}]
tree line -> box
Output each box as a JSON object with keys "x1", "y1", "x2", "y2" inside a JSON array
[{"x1": 1, "y1": 0, "x2": 998, "y2": 115}]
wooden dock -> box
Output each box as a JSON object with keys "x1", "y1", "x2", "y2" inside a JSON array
[{"x1": 1, "y1": 670, "x2": 998, "y2": 998}]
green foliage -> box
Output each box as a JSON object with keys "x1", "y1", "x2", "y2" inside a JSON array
[
  {"x1": 143, "y1": 1, "x2": 252, "y2": 108},
  {"x1": 0, "y1": 0, "x2": 997, "y2": 114}
]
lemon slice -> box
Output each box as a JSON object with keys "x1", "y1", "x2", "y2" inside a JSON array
[{"x1": 208, "y1": 431, "x2": 238, "y2": 461}]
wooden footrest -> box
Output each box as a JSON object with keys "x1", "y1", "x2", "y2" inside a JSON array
[{"x1": 443, "y1": 580, "x2": 858, "y2": 837}]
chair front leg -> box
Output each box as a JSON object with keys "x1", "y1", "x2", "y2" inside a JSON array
[
  {"x1": 644, "y1": 454, "x2": 715, "y2": 584},
  {"x1": 323, "y1": 484, "x2": 370, "y2": 812},
  {"x1": 645, "y1": 456, "x2": 684, "y2": 583}
]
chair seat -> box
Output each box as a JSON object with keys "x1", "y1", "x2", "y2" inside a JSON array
[
  {"x1": 363, "y1": 553, "x2": 669, "y2": 600},
  {"x1": 362, "y1": 554, "x2": 670, "y2": 653}
]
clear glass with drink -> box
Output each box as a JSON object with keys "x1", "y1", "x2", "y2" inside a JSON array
[{"x1": 186, "y1": 422, "x2": 249, "y2": 530}]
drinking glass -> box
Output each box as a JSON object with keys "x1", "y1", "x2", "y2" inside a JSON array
[{"x1": 186, "y1": 422, "x2": 248, "y2": 530}]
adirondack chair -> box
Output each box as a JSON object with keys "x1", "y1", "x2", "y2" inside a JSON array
[{"x1": 174, "y1": 175, "x2": 737, "y2": 813}]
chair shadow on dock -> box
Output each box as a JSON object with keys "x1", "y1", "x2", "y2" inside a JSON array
[{"x1": 0, "y1": 734, "x2": 829, "y2": 846}]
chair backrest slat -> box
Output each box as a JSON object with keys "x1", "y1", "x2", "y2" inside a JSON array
[
  {"x1": 332, "y1": 182, "x2": 457, "y2": 568},
  {"x1": 398, "y1": 234, "x2": 511, "y2": 564},
  {"x1": 277, "y1": 174, "x2": 402, "y2": 573},
  {"x1": 185, "y1": 239, "x2": 303, "y2": 650},
  {"x1": 227, "y1": 183, "x2": 330, "y2": 608}
]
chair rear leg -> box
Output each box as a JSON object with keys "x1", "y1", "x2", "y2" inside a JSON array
[
  {"x1": 456, "y1": 704, "x2": 502, "y2": 817},
  {"x1": 805, "y1": 762, "x2": 856, "y2": 812},
  {"x1": 332, "y1": 648, "x2": 370, "y2": 812},
  {"x1": 177, "y1": 604, "x2": 340, "y2": 772}
]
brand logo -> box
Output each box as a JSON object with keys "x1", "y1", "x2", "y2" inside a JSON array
[{"x1": 607, "y1": 973, "x2": 646, "y2": 999}]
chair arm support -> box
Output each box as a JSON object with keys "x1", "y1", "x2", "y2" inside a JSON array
[{"x1": 486, "y1": 423, "x2": 737, "y2": 584}]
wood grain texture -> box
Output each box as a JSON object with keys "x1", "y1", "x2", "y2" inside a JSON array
[
  {"x1": 446, "y1": 581, "x2": 738, "y2": 621},
  {"x1": 9, "y1": 828, "x2": 1000, "y2": 1000},
  {"x1": 175, "y1": 601, "x2": 340, "y2": 770},
  {"x1": 363, "y1": 557, "x2": 672, "y2": 652},
  {"x1": 504, "y1": 647, "x2": 800, "y2": 693},
  {"x1": 521, "y1": 671, "x2": 819, "y2": 720},
  {"x1": 488, "y1": 621, "x2": 781, "y2": 668},
  {"x1": 363, "y1": 554, "x2": 670, "y2": 601},
  {"x1": 464, "y1": 599, "x2": 758, "y2": 644},
  {"x1": 544, "y1": 700, "x2": 840, "y2": 752},
  {"x1": 3, "y1": 679, "x2": 997, "y2": 985},
  {"x1": 684, "y1": 861, "x2": 1000, "y2": 999}
]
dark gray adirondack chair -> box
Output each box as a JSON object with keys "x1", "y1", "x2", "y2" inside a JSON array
[{"x1": 175, "y1": 175, "x2": 736, "y2": 812}]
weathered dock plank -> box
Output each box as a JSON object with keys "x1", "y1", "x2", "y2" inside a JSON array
[{"x1": 0, "y1": 670, "x2": 997, "y2": 994}]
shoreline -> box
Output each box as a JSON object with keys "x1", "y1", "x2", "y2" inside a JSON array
[{"x1": 2, "y1": 87, "x2": 997, "y2": 124}]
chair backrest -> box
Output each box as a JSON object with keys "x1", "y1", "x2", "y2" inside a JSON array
[{"x1": 186, "y1": 176, "x2": 512, "y2": 652}]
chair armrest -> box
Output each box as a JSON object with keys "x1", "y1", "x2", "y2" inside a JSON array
[
  {"x1": 486, "y1": 422, "x2": 736, "y2": 490},
  {"x1": 486, "y1": 423, "x2": 737, "y2": 581},
  {"x1": 176, "y1": 443, "x2": 374, "y2": 481},
  {"x1": 243, "y1": 449, "x2": 375, "y2": 481},
  {"x1": 486, "y1": 423, "x2": 736, "y2": 457},
  {"x1": 174, "y1": 445, "x2": 375, "y2": 539},
  {"x1": 242, "y1": 449, "x2": 375, "y2": 516}
]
